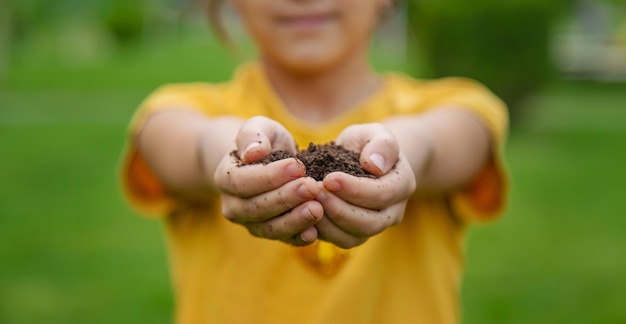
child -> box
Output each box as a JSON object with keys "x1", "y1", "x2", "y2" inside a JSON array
[{"x1": 121, "y1": 0, "x2": 508, "y2": 323}]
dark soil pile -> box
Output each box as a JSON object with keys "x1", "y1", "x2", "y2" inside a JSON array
[{"x1": 233, "y1": 142, "x2": 376, "y2": 181}]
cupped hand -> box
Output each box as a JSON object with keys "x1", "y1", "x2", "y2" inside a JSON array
[
  {"x1": 314, "y1": 123, "x2": 417, "y2": 248},
  {"x1": 213, "y1": 116, "x2": 323, "y2": 246},
  {"x1": 233, "y1": 116, "x2": 298, "y2": 163}
]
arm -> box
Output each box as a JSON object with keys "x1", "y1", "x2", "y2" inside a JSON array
[
  {"x1": 314, "y1": 107, "x2": 492, "y2": 248},
  {"x1": 138, "y1": 112, "x2": 323, "y2": 246},
  {"x1": 383, "y1": 106, "x2": 491, "y2": 193},
  {"x1": 136, "y1": 109, "x2": 243, "y2": 202}
]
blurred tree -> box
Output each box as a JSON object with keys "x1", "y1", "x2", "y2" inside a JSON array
[
  {"x1": 8, "y1": 0, "x2": 54, "y2": 41},
  {"x1": 1, "y1": 0, "x2": 55, "y2": 85},
  {"x1": 406, "y1": 0, "x2": 571, "y2": 124},
  {"x1": 101, "y1": 0, "x2": 152, "y2": 46},
  {"x1": 0, "y1": 0, "x2": 10, "y2": 86}
]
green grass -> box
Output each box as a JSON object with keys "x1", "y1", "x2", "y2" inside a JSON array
[
  {"x1": 2, "y1": 29, "x2": 626, "y2": 323},
  {"x1": 0, "y1": 91, "x2": 172, "y2": 323},
  {"x1": 462, "y1": 82, "x2": 626, "y2": 323}
]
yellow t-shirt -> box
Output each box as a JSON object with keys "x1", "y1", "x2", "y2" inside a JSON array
[{"x1": 121, "y1": 62, "x2": 508, "y2": 324}]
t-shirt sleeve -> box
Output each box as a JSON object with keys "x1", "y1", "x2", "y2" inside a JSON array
[
  {"x1": 425, "y1": 77, "x2": 510, "y2": 223},
  {"x1": 119, "y1": 83, "x2": 216, "y2": 217}
]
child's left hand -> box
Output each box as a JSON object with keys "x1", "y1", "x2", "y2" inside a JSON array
[{"x1": 314, "y1": 123, "x2": 417, "y2": 249}]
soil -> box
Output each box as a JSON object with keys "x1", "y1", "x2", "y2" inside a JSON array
[{"x1": 233, "y1": 142, "x2": 377, "y2": 181}]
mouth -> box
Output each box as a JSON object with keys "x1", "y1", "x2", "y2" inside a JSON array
[{"x1": 277, "y1": 12, "x2": 336, "y2": 32}]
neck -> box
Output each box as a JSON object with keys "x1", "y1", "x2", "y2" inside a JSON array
[{"x1": 260, "y1": 53, "x2": 381, "y2": 123}]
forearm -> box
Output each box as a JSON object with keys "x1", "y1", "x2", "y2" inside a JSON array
[
  {"x1": 383, "y1": 107, "x2": 491, "y2": 192},
  {"x1": 137, "y1": 109, "x2": 243, "y2": 201}
]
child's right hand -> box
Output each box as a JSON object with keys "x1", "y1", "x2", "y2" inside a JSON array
[{"x1": 213, "y1": 117, "x2": 324, "y2": 246}]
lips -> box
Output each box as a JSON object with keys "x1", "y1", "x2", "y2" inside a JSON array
[{"x1": 277, "y1": 12, "x2": 336, "y2": 31}]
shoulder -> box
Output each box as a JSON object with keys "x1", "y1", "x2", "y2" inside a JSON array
[
  {"x1": 384, "y1": 71, "x2": 497, "y2": 100},
  {"x1": 140, "y1": 62, "x2": 261, "y2": 115},
  {"x1": 383, "y1": 72, "x2": 505, "y2": 114},
  {"x1": 147, "y1": 80, "x2": 227, "y2": 101},
  {"x1": 138, "y1": 82, "x2": 225, "y2": 116}
]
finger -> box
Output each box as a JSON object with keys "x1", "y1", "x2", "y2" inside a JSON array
[
  {"x1": 315, "y1": 217, "x2": 367, "y2": 249},
  {"x1": 322, "y1": 157, "x2": 416, "y2": 210},
  {"x1": 284, "y1": 226, "x2": 319, "y2": 247},
  {"x1": 221, "y1": 177, "x2": 319, "y2": 223},
  {"x1": 236, "y1": 116, "x2": 298, "y2": 163},
  {"x1": 336, "y1": 123, "x2": 399, "y2": 176},
  {"x1": 245, "y1": 200, "x2": 323, "y2": 242},
  {"x1": 359, "y1": 135, "x2": 399, "y2": 176},
  {"x1": 317, "y1": 189, "x2": 407, "y2": 238},
  {"x1": 299, "y1": 226, "x2": 319, "y2": 243},
  {"x1": 215, "y1": 156, "x2": 306, "y2": 197}
]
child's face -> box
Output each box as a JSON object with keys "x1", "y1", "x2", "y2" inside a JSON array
[{"x1": 231, "y1": 0, "x2": 390, "y2": 74}]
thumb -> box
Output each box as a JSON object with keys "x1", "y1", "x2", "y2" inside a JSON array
[
  {"x1": 360, "y1": 137, "x2": 400, "y2": 176},
  {"x1": 336, "y1": 123, "x2": 400, "y2": 176},
  {"x1": 236, "y1": 116, "x2": 297, "y2": 164}
]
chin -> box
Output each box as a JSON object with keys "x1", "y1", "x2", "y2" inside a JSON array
[
  {"x1": 277, "y1": 50, "x2": 345, "y2": 76},
  {"x1": 285, "y1": 60, "x2": 335, "y2": 76}
]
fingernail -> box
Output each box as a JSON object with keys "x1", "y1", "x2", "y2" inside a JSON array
[
  {"x1": 287, "y1": 162, "x2": 304, "y2": 178},
  {"x1": 369, "y1": 153, "x2": 386, "y2": 172},
  {"x1": 297, "y1": 184, "x2": 312, "y2": 199},
  {"x1": 244, "y1": 141, "x2": 261, "y2": 155},
  {"x1": 326, "y1": 180, "x2": 341, "y2": 192},
  {"x1": 317, "y1": 189, "x2": 327, "y2": 202},
  {"x1": 300, "y1": 228, "x2": 316, "y2": 243},
  {"x1": 301, "y1": 206, "x2": 316, "y2": 222}
]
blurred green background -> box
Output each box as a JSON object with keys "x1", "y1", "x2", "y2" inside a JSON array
[{"x1": 1, "y1": 0, "x2": 625, "y2": 323}]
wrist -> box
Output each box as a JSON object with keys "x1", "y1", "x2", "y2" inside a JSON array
[
  {"x1": 197, "y1": 117, "x2": 244, "y2": 189},
  {"x1": 196, "y1": 127, "x2": 215, "y2": 188},
  {"x1": 411, "y1": 124, "x2": 435, "y2": 179},
  {"x1": 383, "y1": 116, "x2": 434, "y2": 184}
]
